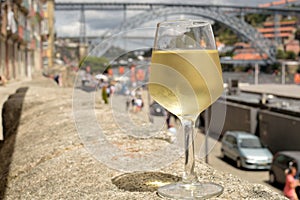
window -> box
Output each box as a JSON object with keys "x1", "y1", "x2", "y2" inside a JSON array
[
  {"x1": 42, "y1": 2, "x2": 48, "y2": 11},
  {"x1": 225, "y1": 135, "x2": 236, "y2": 146},
  {"x1": 240, "y1": 138, "x2": 262, "y2": 148},
  {"x1": 275, "y1": 154, "x2": 293, "y2": 168},
  {"x1": 41, "y1": 20, "x2": 48, "y2": 34}
]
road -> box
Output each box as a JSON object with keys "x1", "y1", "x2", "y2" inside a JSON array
[
  {"x1": 198, "y1": 132, "x2": 283, "y2": 194},
  {"x1": 104, "y1": 90, "x2": 284, "y2": 195}
]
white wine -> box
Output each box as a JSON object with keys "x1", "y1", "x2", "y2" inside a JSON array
[{"x1": 149, "y1": 49, "x2": 223, "y2": 120}]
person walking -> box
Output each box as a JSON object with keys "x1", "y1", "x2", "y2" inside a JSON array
[
  {"x1": 0, "y1": 75, "x2": 7, "y2": 86},
  {"x1": 284, "y1": 162, "x2": 300, "y2": 200}
]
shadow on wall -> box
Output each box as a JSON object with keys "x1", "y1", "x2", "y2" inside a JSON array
[{"x1": 0, "y1": 87, "x2": 28, "y2": 199}]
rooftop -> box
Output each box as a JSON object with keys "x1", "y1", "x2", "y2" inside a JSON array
[
  {"x1": 233, "y1": 53, "x2": 268, "y2": 60},
  {"x1": 263, "y1": 20, "x2": 297, "y2": 27},
  {"x1": 258, "y1": 27, "x2": 296, "y2": 33}
]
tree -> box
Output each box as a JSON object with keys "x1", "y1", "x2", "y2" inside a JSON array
[
  {"x1": 276, "y1": 50, "x2": 297, "y2": 60},
  {"x1": 79, "y1": 56, "x2": 109, "y2": 73},
  {"x1": 295, "y1": 28, "x2": 300, "y2": 41},
  {"x1": 244, "y1": 13, "x2": 270, "y2": 27},
  {"x1": 276, "y1": 49, "x2": 285, "y2": 59},
  {"x1": 285, "y1": 51, "x2": 296, "y2": 60},
  {"x1": 213, "y1": 22, "x2": 239, "y2": 45}
]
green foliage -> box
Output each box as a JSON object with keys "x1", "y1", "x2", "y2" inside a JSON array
[
  {"x1": 244, "y1": 14, "x2": 269, "y2": 27},
  {"x1": 218, "y1": 29, "x2": 239, "y2": 45},
  {"x1": 213, "y1": 22, "x2": 239, "y2": 45},
  {"x1": 276, "y1": 49, "x2": 285, "y2": 59},
  {"x1": 276, "y1": 49, "x2": 297, "y2": 60},
  {"x1": 285, "y1": 51, "x2": 296, "y2": 60},
  {"x1": 295, "y1": 28, "x2": 300, "y2": 41},
  {"x1": 219, "y1": 50, "x2": 234, "y2": 57},
  {"x1": 79, "y1": 56, "x2": 109, "y2": 73}
]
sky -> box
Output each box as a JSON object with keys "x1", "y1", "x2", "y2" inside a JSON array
[{"x1": 54, "y1": 0, "x2": 281, "y2": 38}]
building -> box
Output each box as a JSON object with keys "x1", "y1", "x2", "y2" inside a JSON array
[
  {"x1": 41, "y1": 0, "x2": 55, "y2": 71},
  {"x1": 258, "y1": 20, "x2": 299, "y2": 56},
  {"x1": 285, "y1": 39, "x2": 300, "y2": 55},
  {"x1": 0, "y1": 0, "x2": 53, "y2": 82},
  {"x1": 257, "y1": 20, "x2": 297, "y2": 43},
  {"x1": 232, "y1": 42, "x2": 268, "y2": 61},
  {"x1": 259, "y1": 0, "x2": 298, "y2": 8},
  {"x1": 28, "y1": 0, "x2": 45, "y2": 78},
  {"x1": 231, "y1": 19, "x2": 299, "y2": 62}
]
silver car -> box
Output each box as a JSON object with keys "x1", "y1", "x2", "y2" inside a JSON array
[{"x1": 221, "y1": 131, "x2": 273, "y2": 169}]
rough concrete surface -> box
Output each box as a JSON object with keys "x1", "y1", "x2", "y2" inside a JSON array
[{"x1": 0, "y1": 77, "x2": 287, "y2": 199}]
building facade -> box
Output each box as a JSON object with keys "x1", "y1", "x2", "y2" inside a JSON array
[
  {"x1": 41, "y1": 0, "x2": 54, "y2": 71},
  {"x1": 258, "y1": 20, "x2": 297, "y2": 42},
  {"x1": 0, "y1": 0, "x2": 52, "y2": 81},
  {"x1": 258, "y1": 19, "x2": 300, "y2": 56}
]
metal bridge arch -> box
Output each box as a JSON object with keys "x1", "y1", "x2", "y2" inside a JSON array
[{"x1": 93, "y1": 6, "x2": 276, "y2": 64}]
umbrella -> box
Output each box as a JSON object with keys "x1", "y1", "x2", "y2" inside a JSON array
[{"x1": 95, "y1": 74, "x2": 108, "y2": 81}]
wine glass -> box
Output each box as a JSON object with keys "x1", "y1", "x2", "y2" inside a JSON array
[{"x1": 149, "y1": 19, "x2": 224, "y2": 199}]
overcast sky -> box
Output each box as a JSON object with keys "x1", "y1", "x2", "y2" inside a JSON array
[{"x1": 54, "y1": 0, "x2": 281, "y2": 38}]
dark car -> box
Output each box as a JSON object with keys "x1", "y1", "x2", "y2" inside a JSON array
[{"x1": 269, "y1": 151, "x2": 300, "y2": 185}]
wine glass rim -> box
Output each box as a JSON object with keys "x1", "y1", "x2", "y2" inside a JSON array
[{"x1": 157, "y1": 19, "x2": 211, "y2": 27}]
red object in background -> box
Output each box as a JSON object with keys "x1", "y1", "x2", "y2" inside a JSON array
[
  {"x1": 86, "y1": 66, "x2": 91, "y2": 73},
  {"x1": 18, "y1": 26, "x2": 24, "y2": 40},
  {"x1": 119, "y1": 66, "x2": 125, "y2": 75},
  {"x1": 108, "y1": 68, "x2": 113, "y2": 76},
  {"x1": 294, "y1": 73, "x2": 300, "y2": 85},
  {"x1": 136, "y1": 69, "x2": 145, "y2": 81},
  {"x1": 130, "y1": 65, "x2": 136, "y2": 82},
  {"x1": 30, "y1": 39, "x2": 36, "y2": 50}
]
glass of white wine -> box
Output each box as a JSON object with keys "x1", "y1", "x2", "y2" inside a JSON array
[{"x1": 149, "y1": 20, "x2": 224, "y2": 199}]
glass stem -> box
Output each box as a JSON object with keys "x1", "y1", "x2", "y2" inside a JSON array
[{"x1": 182, "y1": 119, "x2": 198, "y2": 183}]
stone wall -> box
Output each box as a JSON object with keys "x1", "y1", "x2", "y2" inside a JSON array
[{"x1": 0, "y1": 79, "x2": 287, "y2": 199}]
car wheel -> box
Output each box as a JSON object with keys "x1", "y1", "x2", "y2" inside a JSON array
[
  {"x1": 269, "y1": 172, "x2": 276, "y2": 185},
  {"x1": 236, "y1": 158, "x2": 242, "y2": 169}
]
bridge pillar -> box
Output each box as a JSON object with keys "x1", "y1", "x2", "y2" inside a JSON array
[
  {"x1": 79, "y1": 43, "x2": 88, "y2": 62},
  {"x1": 254, "y1": 63, "x2": 259, "y2": 85},
  {"x1": 79, "y1": 5, "x2": 87, "y2": 45},
  {"x1": 274, "y1": 13, "x2": 281, "y2": 48},
  {"x1": 281, "y1": 62, "x2": 286, "y2": 84}
]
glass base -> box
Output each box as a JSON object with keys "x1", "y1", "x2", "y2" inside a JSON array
[{"x1": 157, "y1": 182, "x2": 223, "y2": 199}]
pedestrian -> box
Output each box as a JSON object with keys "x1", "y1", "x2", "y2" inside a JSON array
[
  {"x1": 284, "y1": 162, "x2": 300, "y2": 200},
  {"x1": 54, "y1": 73, "x2": 62, "y2": 86},
  {"x1": 102, "y1": 85, "x2": 109, "y2": 104},
  {"x1": 131, "y1": 96, "x2": 136, "y2": 111},
  {"x1": 126, "y1": 95, "x2": 131, "y2": 111},
  {"x1": 166, "y1": 110, "x2": 179, "y2": 128},
  {"x1": 294, "y1": 70, "x2": 300, "y2": 85},
  {"x1": 134, "y1": 96, "x2": 144, "y2": 112},
  {"x1": 0, "y1": 75, "x2": 7, "y2": 86},
  {"x1": 166, "y1": 111, "x2": 172, "y2": 129}
]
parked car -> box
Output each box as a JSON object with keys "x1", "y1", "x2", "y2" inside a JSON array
[
  {"x1": 221, "y1": 131, "x2": 273, "y2": 169},
  {"x1": 269, "y1": 151, "x2": 300, "y2": 185}
]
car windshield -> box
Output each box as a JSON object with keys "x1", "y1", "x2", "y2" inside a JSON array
[{"x1": 240, "y1": 138, "x2": 262, "y2": 148}]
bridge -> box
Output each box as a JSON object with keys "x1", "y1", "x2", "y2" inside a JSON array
[
  {"x1": 55, "y1": 2, "x2": 300, "y2": 64},
  {"x1": 55, "y1": 2, "x2": 300, "y2": 13}
]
